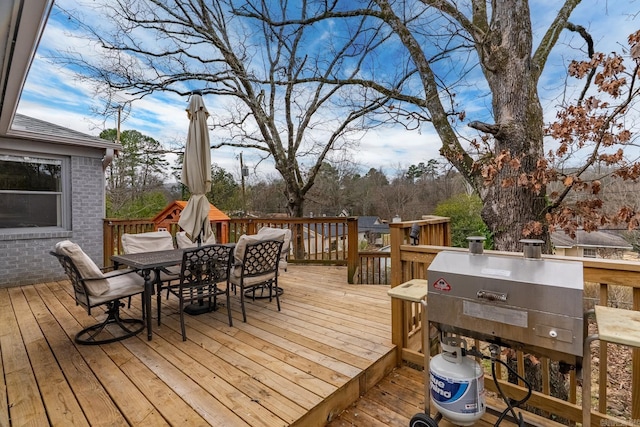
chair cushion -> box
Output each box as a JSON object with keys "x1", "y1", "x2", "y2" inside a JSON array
[
  {"x1": 55, "y1": 240, "x2": 109, "y2": 296},
  {"x1": 229, "y1": 271, "x2": 276, "y2": 287},
  {"x1": 122, "y1": 231, "x2": 175, "y2": 254},
  {"x1": 232, "y1": 234, "x2": 284, "y2": 278},
  {"x1": 233, "y1": 234, "x2": 284, "y2": 268},
  {"x1": 88, "y1": 269, "x2": 145, "y2": 305},
  {"x1": 257, "y1": 227, "x2": 291, "y2": 269},
  {"x1": 175, "y1": 231, "x2": 217, "y2": 249}
]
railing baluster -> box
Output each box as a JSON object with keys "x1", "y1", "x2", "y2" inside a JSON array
[
  {"x1": 599, "y1": 283, "x2": 609, "y2": 414},
  {"x1": 633, "y1": 287, "x2": 640, "y2": 420}
]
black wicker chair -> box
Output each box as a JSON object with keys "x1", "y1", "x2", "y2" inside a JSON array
[
  {"x1": 229, "y1": 239, "x2": 283, "y2": 323},
  {"x1": 168, "y1": 244, "x2": 233, "y2": 340},
  {"x1": 50, "y1": 243, "x2": 145, "y2": 345}
]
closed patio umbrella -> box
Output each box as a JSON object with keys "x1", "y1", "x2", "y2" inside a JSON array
[{"x1": 178, "y1": 92, "x2": 212, "y2": 243}]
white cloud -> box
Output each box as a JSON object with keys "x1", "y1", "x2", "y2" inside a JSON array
[
  {"x1": 354, "y1": 126, "x2": 444, "y2": 175},
  {"x1": 15, "y1": 0, "x2": 640, "y2": 182}
]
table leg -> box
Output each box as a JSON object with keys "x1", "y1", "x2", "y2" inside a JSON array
[{"x1": 142, "y1": 269, "x2": 153, "y2": 340}]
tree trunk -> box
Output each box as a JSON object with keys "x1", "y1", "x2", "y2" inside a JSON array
[
  {"x1": 476, "y1": 2, "x2": 548, "y2": 252},
  {"x1": 285, "y1": 187, "x2": 306, "y2": 259}
]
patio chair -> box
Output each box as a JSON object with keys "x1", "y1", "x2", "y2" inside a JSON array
[
  {"x1": 229, "y1": 236, "x2": 284, "y2": 322},
  {"x1": 121, "y1": 230, "x2": 180, "y2": 322},
  {"x1": 50, "y1": 240, "x2": 145, "y2": 345},
  {"x1": 256, "y1": 226, "x2": 291, "y2": 271},
  {"x1": 175, "y1": 230, "x2": 217, "y2": 249},
  {"x1": 170, "y1": 244, "x2": 233, "y2": 340}
]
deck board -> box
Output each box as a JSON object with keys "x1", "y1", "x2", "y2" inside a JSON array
[
  {"x1": 1, "y1": 265, "x2": 563, "y2": 426},
  {"x1": 2, "y1": 287, "x2": 51, "y2": 427}
]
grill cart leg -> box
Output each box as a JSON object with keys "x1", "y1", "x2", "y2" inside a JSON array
[
  {"x1": 422, "y1": 299, "x2": 431, "y2": 418},
  {"x1": 409, "y1": 299, "x2": 440, "y2": 427}
]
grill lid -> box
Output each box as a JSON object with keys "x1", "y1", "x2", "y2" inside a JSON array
[{"x1": 427, "y1": 250, "x2": 584, "y2": 360}]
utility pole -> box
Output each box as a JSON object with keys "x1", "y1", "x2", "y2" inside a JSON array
[
  {"x1": 240, "y1": 152, "x2": 247, "y2": 213},
  {"x1": 116, "y1": 105, "x2": 122, "y2": 144}
]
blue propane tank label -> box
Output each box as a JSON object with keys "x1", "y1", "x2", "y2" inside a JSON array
[{"x1": 430, "y1": 371, "x2": 480, "y2": 414}]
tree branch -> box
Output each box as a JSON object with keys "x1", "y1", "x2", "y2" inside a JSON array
[
  {"x1": 531, "y1": 0, "x2": 582, "y2": 82},
  {"x1": 468, "y1": 121, "x2": 500, "y2": 135},
  {"x1": 565, "y1": 21, "x2": 597, "y2": 103}
]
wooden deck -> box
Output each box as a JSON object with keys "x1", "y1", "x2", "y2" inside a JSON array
[
  {"x1": 1, "y1": 264, "x2": 566, "y2": 426},
  {"x1": 1, "y1": 265, "x2": 396, "y2": 427}
]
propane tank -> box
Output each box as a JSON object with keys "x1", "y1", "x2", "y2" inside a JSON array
[{"x1": 430, "y1": 336, "x2": 485, "y2": 426}]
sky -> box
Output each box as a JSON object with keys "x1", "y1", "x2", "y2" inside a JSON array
[{"x1": 16, "y1": 0, "x2": 640, "y2": 185}]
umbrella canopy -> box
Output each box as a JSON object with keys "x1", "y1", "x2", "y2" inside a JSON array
[{"x1": 178, "y1": 93, "x2": 213, "y2": 243}]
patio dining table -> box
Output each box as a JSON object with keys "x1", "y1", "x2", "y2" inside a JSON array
[{"x1": 112, "y1": 249, "x2": 184, "y2": 340}]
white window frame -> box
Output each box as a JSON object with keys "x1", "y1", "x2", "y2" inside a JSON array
[{"x1": 583, "y1": 247, "x2": 597, "y2": 258}]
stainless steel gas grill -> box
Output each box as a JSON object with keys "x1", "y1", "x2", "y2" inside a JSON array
[
  {"x1": 390, "y1": 240, "x2": 590, "y2": 426},
  {"x1": 427, "y1": 241, "x2": 584, "y2": 365}
]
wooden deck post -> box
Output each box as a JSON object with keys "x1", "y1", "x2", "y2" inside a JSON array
[
  {"x1": 389, "y1": 222, "x2": 405, "y2": 366},
  {"x1": 347, "y1": 217, "x2": 359, "y2": 284}
]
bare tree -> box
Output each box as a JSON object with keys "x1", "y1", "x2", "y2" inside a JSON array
[
  {"x1": 57, "y1": 0, "x2": 394, "y2": 217},
  {"x1": 263, "y1": 1, "x2": 640, "y2": 251}
]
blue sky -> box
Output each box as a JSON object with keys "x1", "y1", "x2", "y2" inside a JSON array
[{"x1": 16, "y1": 0, "x2": 640, "y2": 183}]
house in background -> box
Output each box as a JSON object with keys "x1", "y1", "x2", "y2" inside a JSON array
[
  {"x1": 357, "y1": 216, "x2": 390, "y2": 248},
  {"x1": 0, "y1": 0, "x2": 121, "y2": 286},
  {"x1": 551, "y1": 229, "x2": 633, "y2": 259},
  {"x1": 298, "y1": 216, "x2": 391, "y2": 256}
]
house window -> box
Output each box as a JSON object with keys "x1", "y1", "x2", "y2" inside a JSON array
[
  {"x1": 583, "y1": 248, "x2": 597, "y2": 258},
  {"x1": 0, "y1": 154, "x2": 64, "y2": 229}
]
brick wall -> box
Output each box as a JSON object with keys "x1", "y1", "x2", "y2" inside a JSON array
[{"x1": 0, "y1": 155, "x2": 105, "y2": 287}]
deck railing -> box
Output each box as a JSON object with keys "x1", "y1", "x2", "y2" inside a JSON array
[
  {"x1": 104, "y1": 216, "x2": 361, "y2": 282},
  {"x1": 389, "y1": 240, "x2": 640, "y2": 426},
  {"x1": 356, "y1": 250, "x2": 392, "y2": 284},
  {"x1": 103, "y1": 216, "x2": 451, "y2": 285}
]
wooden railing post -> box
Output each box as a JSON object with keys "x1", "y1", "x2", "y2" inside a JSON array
[
  {"x1": 634, "y1": 288, "x2": 640, "y2": 420},
  {"x1": 347, "y1": 217, "x2": 359, "y2": 284},
  {"x1": 247, "y1": 220, "x2": 258, "y2": 235},
  {"x1": 387, "y1": 216, "x2": 451, "y2": 367},
  {"x1": 389, "y1": 222, "x2": 405, "y2": 366}
]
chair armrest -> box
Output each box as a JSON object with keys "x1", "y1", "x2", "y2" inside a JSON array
[{"x1": 101, "y1": 268, "x2": 141, "y2": 279}]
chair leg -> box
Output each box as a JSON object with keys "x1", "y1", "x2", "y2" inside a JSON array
[
  {"x1": 157, "y1": 281, "x2": 163, "y2": 327},
  {"x1": 240, "y1": 286, "x2": 247, "y2": 322},
  {"x1": 226, "y1": 286, "x2": 233, "y2": 327},
  {"x1": 75, "y1": 300, "x2": 144, "y2": 345},
  {"x1": 274, "y1": 281, "x2": 281, "y2": 312},
  {"x1": 180, "y1": 294, "x2": 187, "y2": 341}
]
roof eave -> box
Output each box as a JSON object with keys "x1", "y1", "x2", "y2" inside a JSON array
[
  {"x1": 0, "y1": 0, "x2": 53, "y2": 135},
  {"x1": 5, "y1": 128, "x2": 122, "y2": 151}
]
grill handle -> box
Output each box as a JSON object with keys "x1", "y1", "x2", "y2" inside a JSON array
[{"x1": 476, "y1": 290, "x2": 508, "y2": 302}]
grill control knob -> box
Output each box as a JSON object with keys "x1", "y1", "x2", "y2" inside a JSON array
[{"x1": 549, "y1": 330, "x2": 558, "y2": 338}]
